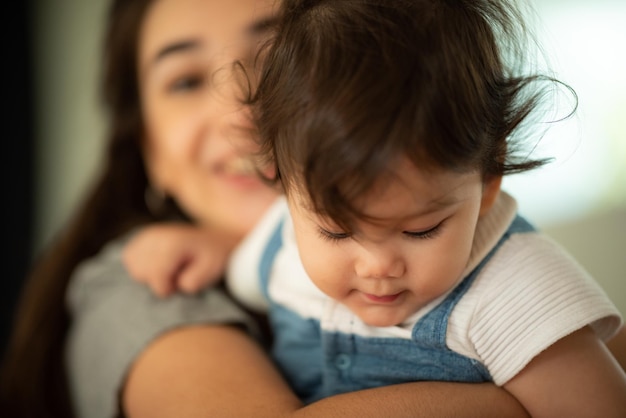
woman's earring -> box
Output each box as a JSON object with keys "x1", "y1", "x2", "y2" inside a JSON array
[{"x1": 145, "y1": 184, "x2": 167, "y2": 216}]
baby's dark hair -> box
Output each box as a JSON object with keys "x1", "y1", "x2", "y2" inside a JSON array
[{"x1": 251, "y1": 0, "x2": 575, "y2": 227}]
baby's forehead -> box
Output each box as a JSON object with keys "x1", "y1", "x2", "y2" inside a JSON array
[
  {"x1": 292, "y1": 160, "x2": 483, "y2": 222},
  {"x1": 356, "y1": 171, "x2": 479, "y2": 218}
]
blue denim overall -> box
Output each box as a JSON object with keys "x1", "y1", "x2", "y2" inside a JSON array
[{"x1": 259, "y1": 215, "x2": 534, "y2": 403}]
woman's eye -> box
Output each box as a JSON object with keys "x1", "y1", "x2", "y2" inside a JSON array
[
  {"x1": 318, "y1": 228, "x2": 351, "y2": 242},
  {"x1": 168, "y1": 75, "x2": 204, "y2": 93},
  {"x1": 403, "y1": 223, "x2": 442, "y2": 240}
]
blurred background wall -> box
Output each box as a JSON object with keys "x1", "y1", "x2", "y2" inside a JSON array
[
  {"x1": 4, "y1": 0, "x2": 625, "y2": 353},
  {"x1": 501, "y1": 0, "x2": 626, "y2": 318},
  {"x1": 3, "y1": 1, "x2": 35, "y2": 357},
  {"x1": 1, "y1": 0, "x2": 108, "y2": 355}
]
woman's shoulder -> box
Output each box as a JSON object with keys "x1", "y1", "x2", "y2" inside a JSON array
[
  {"x1": 66, "y1": 229, "x2": 140, "y2": 311},
  {"x1": 67, "y1": 226, "x2": 258, "y2": 336}
]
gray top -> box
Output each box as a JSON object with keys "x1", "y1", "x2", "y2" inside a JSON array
[{"x1": 65, "y1": 232, "x2": 258, "y2": 418}]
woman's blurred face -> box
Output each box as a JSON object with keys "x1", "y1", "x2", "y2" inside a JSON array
[{"x1": 138, "y1": 0, "x2": 279, "y2": 239}]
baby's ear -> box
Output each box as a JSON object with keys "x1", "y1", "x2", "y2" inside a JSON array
[{"x1": 479, "y1": 175, "x2": 502, "y2": 217}]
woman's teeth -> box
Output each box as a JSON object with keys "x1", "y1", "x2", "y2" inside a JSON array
[{"x1": 222, "y1": 157, "x2": 256, "y2": 176}]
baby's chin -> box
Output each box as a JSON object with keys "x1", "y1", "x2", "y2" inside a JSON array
[{"x1": 351, "y1": 305, "x2": 412, "y2": 328}]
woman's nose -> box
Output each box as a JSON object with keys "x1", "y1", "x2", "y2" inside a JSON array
[
  {"x1": 203, "y1": 81, "x2": 244, "y2": 121},
  {"x1": 199, "y1": 79, "x2": 252, "y2": 138}
]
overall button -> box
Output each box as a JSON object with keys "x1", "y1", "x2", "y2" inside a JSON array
[{"x1": 334, "y1": 354, "x2": 352, "y2": 370}]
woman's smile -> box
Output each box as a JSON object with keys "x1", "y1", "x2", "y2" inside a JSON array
[{"x1": 212, "y1": 155, "x2": 264, "y2": 188}]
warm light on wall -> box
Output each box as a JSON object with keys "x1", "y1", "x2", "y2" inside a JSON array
[{"x1": 503, "y1": 0, "x2": 626, "y2": 227}]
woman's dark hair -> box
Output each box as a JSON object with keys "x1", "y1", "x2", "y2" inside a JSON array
[
  {"x1": 0, "y1": 0, "x2": 187, "y2": 416},
  {"x1": 253, "y1": 0, "x2": 576, "y2": 228}
]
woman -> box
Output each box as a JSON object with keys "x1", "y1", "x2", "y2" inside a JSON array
[
  {"x1": 0, "y1": 0, "x2": 621, "y2": 417},
  {"x1": 2, "y1": 2, "x2": 276, "y2": 416}
]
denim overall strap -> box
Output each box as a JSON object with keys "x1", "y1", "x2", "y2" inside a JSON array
[
  {"x1": 258, "y1": 217, "x2": 285, "y2": 300},
  {"x1": 257, "y1": 216, "x2": 324, "y2": 400}
]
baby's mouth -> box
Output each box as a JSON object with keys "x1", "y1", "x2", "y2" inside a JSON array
[{"x1": 363, "y1": 292, "x2": 402, "y2": 304}]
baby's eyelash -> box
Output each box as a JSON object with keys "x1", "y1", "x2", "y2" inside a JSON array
[
  {"x1": 318, "y1": 228, "x2": 351, "y2": 242},
  {"x1": 403, "y1": 222, "x2": 443, "y2": 240}
]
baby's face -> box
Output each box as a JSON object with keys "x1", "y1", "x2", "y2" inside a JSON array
[{"x1": 288, "y1": 157, "x2": 499, "y2": 327}]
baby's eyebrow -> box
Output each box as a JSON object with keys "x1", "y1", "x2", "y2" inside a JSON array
[
  {"x1": 363, "y1": 195, "x2": 460, "y2": 223},
  {"x1": 416, "y1": 195, "x2": 460, "y2": 214}
]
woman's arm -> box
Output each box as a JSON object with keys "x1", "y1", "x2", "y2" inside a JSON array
[
  {"x1": 503, "y1": 326, "x2": 626, "y2": 418},
  {"x1": 607, "y1": 325, "x2": 626, "y2": 372},
  {"x1": 123, "y1": 325, "x2": 529, "y2": 418}
]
